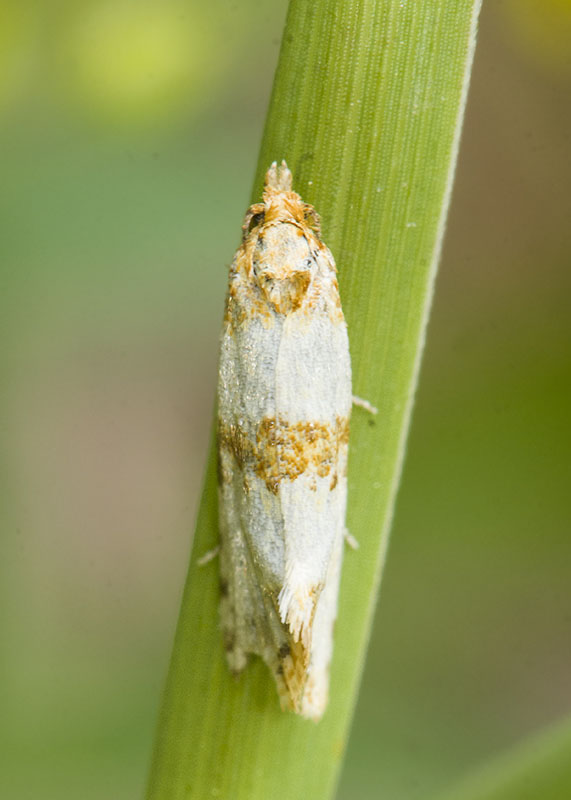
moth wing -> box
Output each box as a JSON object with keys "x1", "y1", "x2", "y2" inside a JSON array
[
  {"x1": 218, "y1": 465, "x2": 307, "y2": 710},
  {"x1": 218, "y1": 300, "x2": 308, "y2": 711},
  {"x1": 272, "y1": 270, "x2": 352, "y2": 648},
  {"x1": 300, "y1": 524, "x2": 344, "y2": 719},
  {"x1": 217, "y1": 240, "x2": 352, "y2": 719}
]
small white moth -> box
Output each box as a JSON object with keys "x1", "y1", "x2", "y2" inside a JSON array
[{"x1": 217, "y1": 161, "x2": 352, "y2": 720}]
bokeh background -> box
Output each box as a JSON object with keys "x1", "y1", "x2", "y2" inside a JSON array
[{"x1": 1, "y1": 2, "x2": 570, "y2": 798}]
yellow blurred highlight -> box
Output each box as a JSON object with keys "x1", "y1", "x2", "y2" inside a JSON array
[
  {"x1": 62, "y1": 1, "x2": 214, "y2": 126},
  {"x1": 504, "y1": 0, "x2": 571, "y2": 74},
  {"x1": 0, "y1": 5, "x2": 35, "y2": 113}
]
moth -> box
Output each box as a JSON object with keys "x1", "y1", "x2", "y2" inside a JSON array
[{"x1": 217, "y1": 161, "x2": 352, "y2": 720}]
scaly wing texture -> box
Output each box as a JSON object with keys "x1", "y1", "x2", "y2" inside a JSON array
[{"x1": 217, "y1": 164, "x2": 352, "y2": 719}]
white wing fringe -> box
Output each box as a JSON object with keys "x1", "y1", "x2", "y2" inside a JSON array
[{"x1": 278, "y1": 581, "x2": 318, "y2": 653}]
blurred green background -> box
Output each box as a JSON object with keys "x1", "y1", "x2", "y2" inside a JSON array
[{"x1": 1, "y1": 2, "x2": 570, "y2": 798}]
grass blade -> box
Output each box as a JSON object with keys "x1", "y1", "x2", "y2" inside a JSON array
[
  {"x1": 436, "y1": 716, "x2": 571, "y2": 800},
  {"x1": 147, "y1": 1, "x2": 482, "y2": 797}
]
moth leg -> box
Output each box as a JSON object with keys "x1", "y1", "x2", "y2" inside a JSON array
[
  {"x1": 196, "y1": 545, "x2": 220, "y2": 567},
  {"x1": 352, "y1": 395, "x2": 378, "y2": 415},
  {"x1": 344, "y1": 529, "x2": 359, "y2": 550}
]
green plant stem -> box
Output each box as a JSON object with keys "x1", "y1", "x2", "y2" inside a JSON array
[
  {"x1": 147, "y1": 1, "x2": 482, "y2": 798},
  {"x1": 437, "y1": 715, "x2": 571, "y2": 800}
]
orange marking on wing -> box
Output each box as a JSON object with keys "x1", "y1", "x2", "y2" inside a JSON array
[{"x1": 218, "y1": 416, "x2": 350, "y2": 493}]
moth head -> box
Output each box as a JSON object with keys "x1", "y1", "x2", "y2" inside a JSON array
[
  {"x1": 261, "y1": 162, "x2": 321, "y2": 238},
  {"x1": 252, "y1": 222, "x2": 315, "y2": 315}
]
